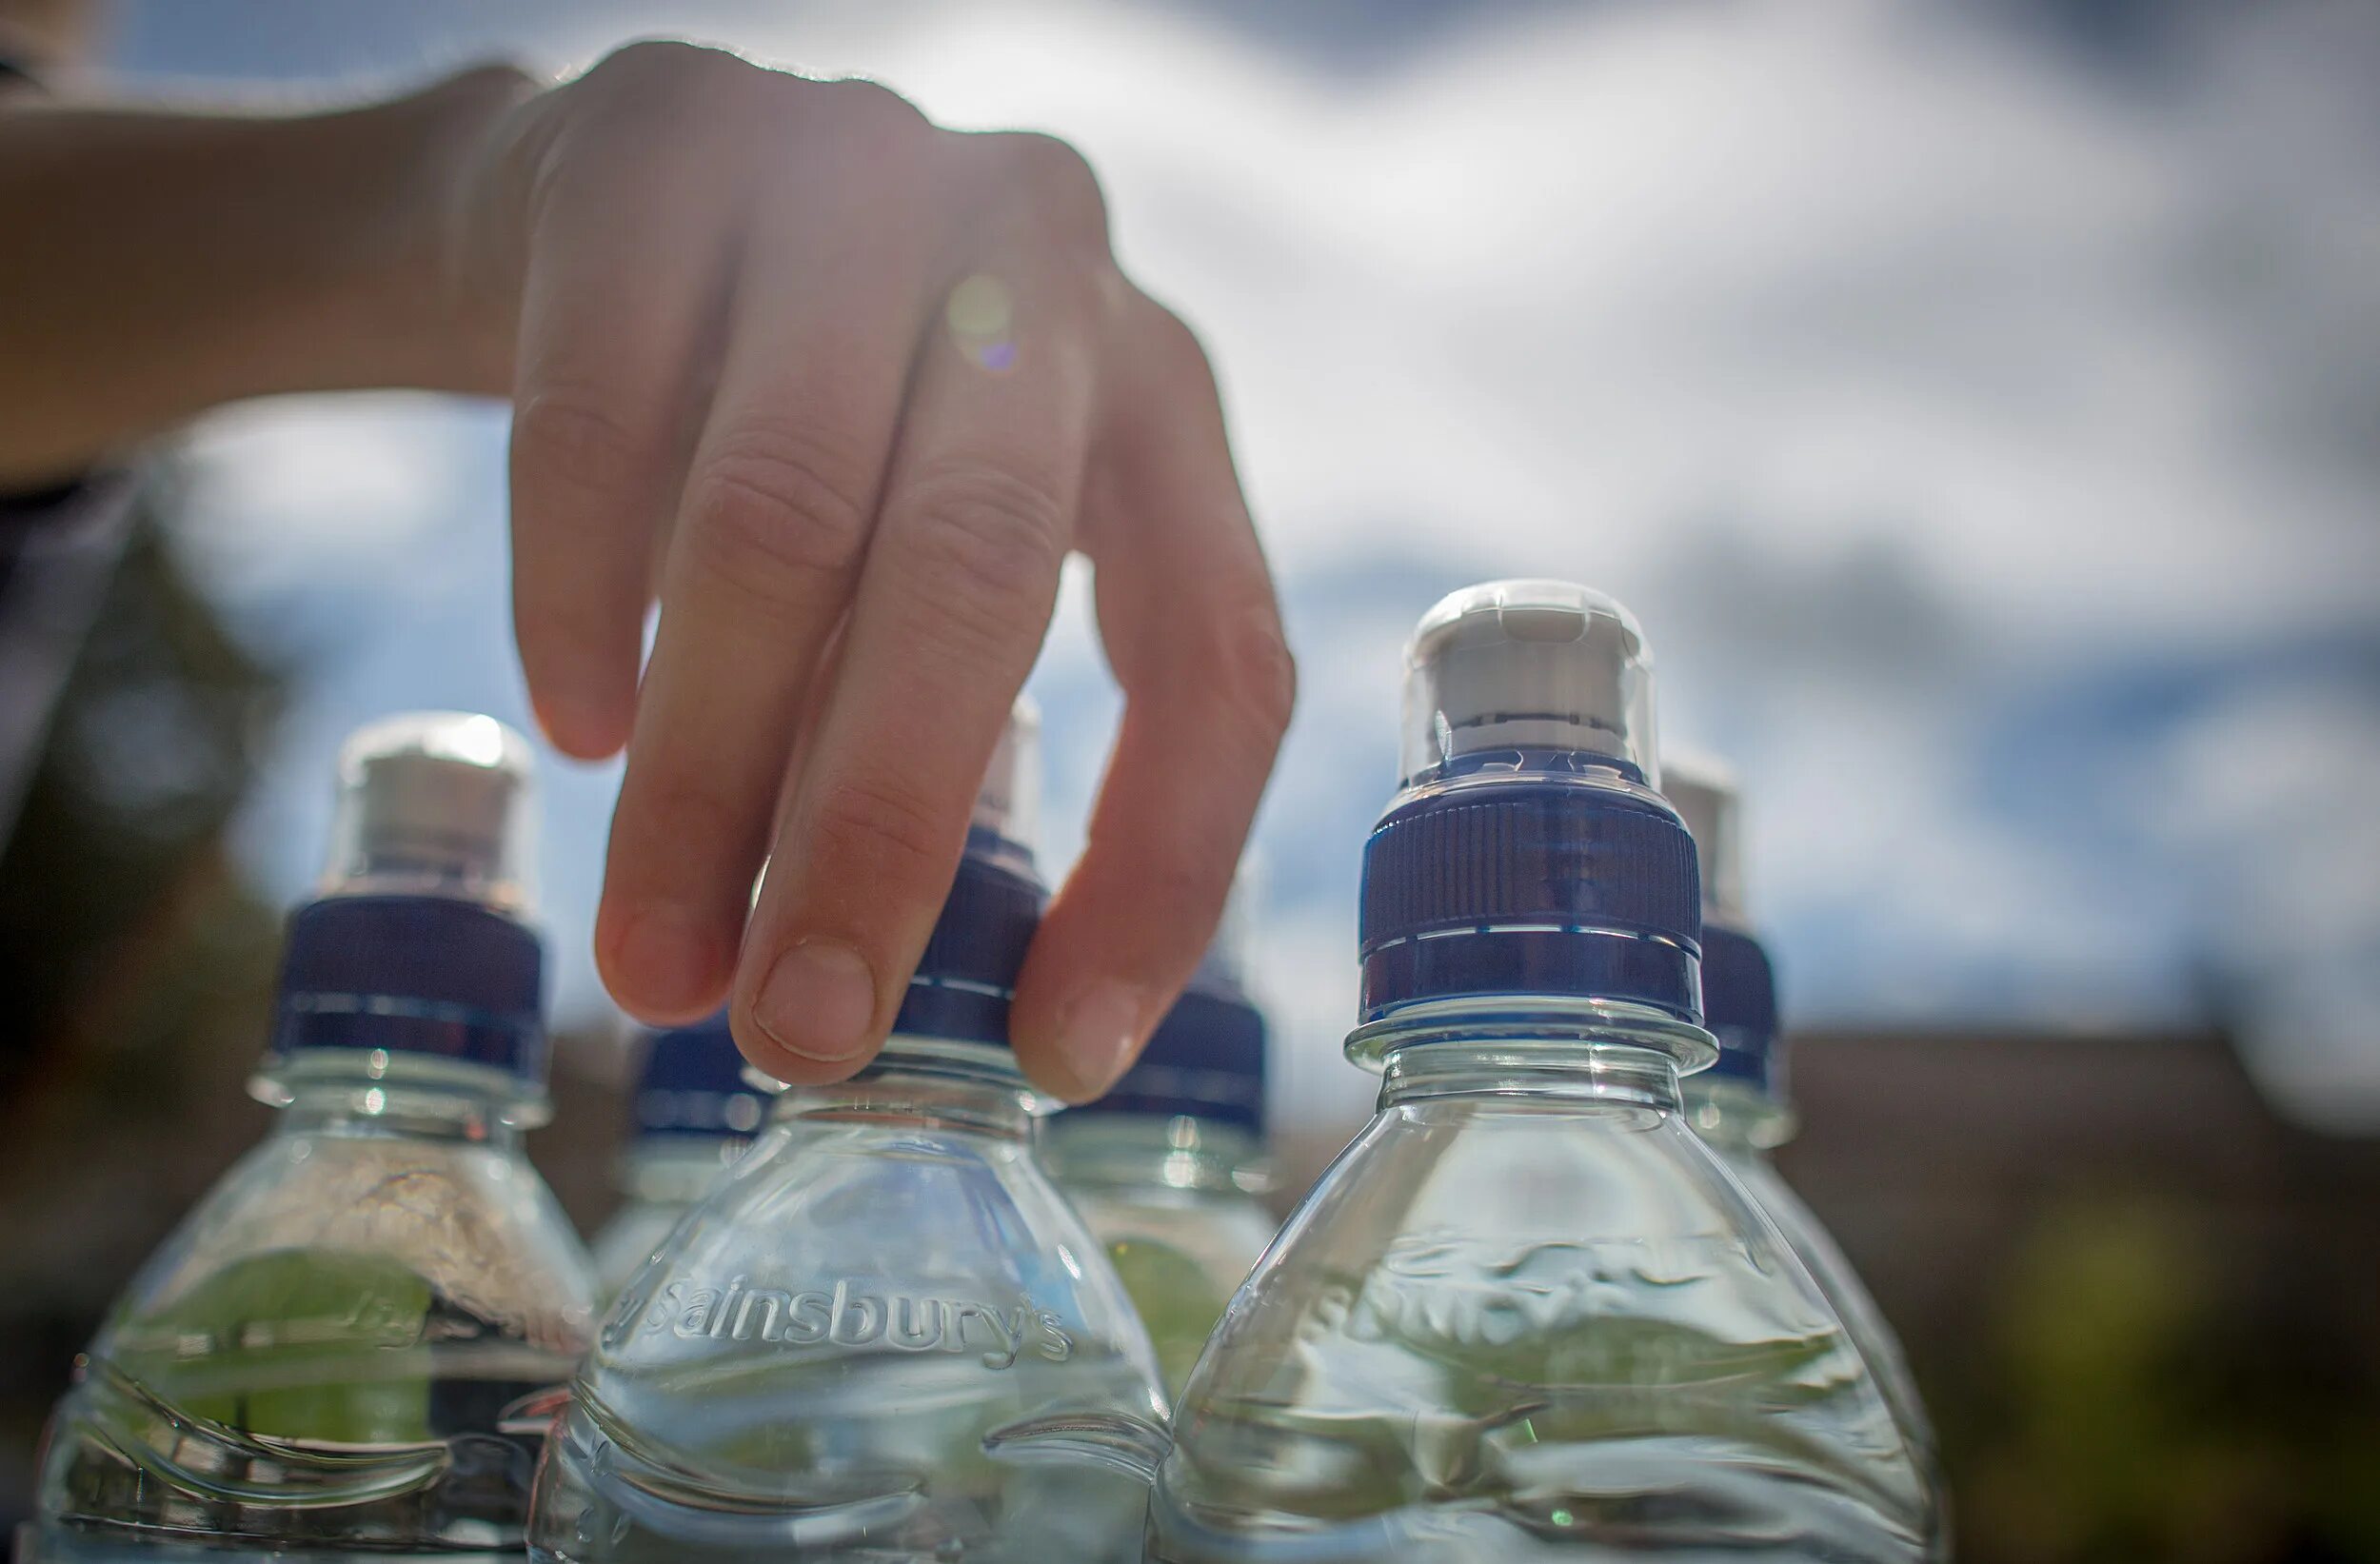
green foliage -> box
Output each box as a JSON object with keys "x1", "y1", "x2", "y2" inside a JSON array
[
  {"x1": 1106, "y1": 1236, "x2": 1234, "y2": 1395},
  {"x1": 112, "y1": 1248, "x2": 435, "y2": 1443},
  {"x1": 1955, "y1": 1195, "x2": 2380, "y2": 1563}
]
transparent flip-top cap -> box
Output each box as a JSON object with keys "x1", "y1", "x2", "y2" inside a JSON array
[
  {"x1": 972, "y1": 695, "x2": 1041, "y2": 850},
  {"x1": 1401, "y1": 579, "x2": 1659, "y2": 785},
  {"x1": 1664, "y1": 750, "x2": 1745, "y2": 923},
  {"x1": 319, "y1": 711, "x2": 537, "y2": 915}
]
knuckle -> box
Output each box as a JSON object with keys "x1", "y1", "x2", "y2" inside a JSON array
[
  {"x1": 993, "y1": 130, "x2": 1110, "y2": 243},
  {"x1": 593, "y1": 38, "x2": 740, "y2": 91},
  {"x1": 1210, "y1": 598, "x2": 1299, "y2": 746},
  {"x1": 574, "y1": 42, "x2": 766, "y2": 145},
  {"x1": 810, "y1": 76, "x2": 932, "y2": 156},
  {"x1": 900, "y1": 458, "x2": 1068, "y2": 643},
  {"x1": 579, "y1": 40, "x2": 696, "y2": 110},
  {"x1": 683, "y1": 425, "x2": 878, "y2": 604},
  {"x1": 1139, "y1": 296, "x2": 1220, "y2": 399},
  {"x1": 512, "y1": 390, "x2": 650, "y2": 500},
  {"x1": 809, "y1": 772, "x2": 952, "y2": 881}
]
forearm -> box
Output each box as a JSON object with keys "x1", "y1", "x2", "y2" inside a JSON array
[{"x1": 0, "y1": 68, "x2": 532, "y2": 484}]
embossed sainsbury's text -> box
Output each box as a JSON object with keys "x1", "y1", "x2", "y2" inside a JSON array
[{"x1": 639, "y1": 1277, "x2": 1074, "y2": 1369}]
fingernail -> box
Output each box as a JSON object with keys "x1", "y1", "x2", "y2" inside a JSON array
[
  {"x1": 755, "y1": 940, "x2": 879, "y2": 1062},
  {"x1": 1055, "y1": 980, "x2": 1146, "y2": 1099},
  {"x1": 608, "y1": 905, "x2": 719, "y2": 1017}
]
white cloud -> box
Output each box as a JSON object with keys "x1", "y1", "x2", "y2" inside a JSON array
[
  {"x1": 126, "y1": 0, "x2": 2380, "y2": 1122},
  {"x1": 692, "y1": 0, "x2": 2380, "y2": 644},
  {"x1": 174, "y1": 394, "x2": 506, "y2": 605}
]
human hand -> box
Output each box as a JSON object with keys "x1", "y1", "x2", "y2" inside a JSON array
[{"x1": 434, "y1": 43, "x2": 1293, "y2": 1098}]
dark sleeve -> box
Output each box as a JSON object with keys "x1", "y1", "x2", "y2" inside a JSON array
[
  {"x1": 0, "y1": 48, "x2": 144, "y2": 843},
  {"x1": 0, "y1": 48, "x2": 141, "y2": 838},
  {"x1": 0, "y1": 478, "x2": 139, "y2": 838}
]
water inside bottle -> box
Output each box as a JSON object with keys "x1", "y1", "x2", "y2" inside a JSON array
[
  {"x1": 33, "y1": 1097, "x2": 594, "y2": 1562},
  {"x1": 534, "y1": 1055, "x2": 1165, "y2": 1564}
]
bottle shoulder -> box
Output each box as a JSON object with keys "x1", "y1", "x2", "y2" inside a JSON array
[
  {"x1": 586, "y1": 1119, "x2": 1160, "y2": 1390},
  {"x1": 1210, "y1": 1104, "x2": 1837, "y2": 1344},
  {"x1": 1716, "y1": 1149, "x2": 1943, "y2": 1468},
  {"x1": 590, "y1": 1196, "x2": 697, "y2": 1303},
  {"x1": 42, "y1": 1126, "x2": 596, "y2": 1554},
  {"x1": 97, "y1": 1127, "x2": 597, "y2": 1363},
  {"x1": 559, "y1": 1119, "x2": 1165, "y2": 1549},
  {"x1": 1157, "y1": 1104, "x2": 1935, "y2": 1554}
]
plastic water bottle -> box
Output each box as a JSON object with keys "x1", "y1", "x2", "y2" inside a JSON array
[
  {"x1": 1148, "y1": 582, "x2": 1934, "y2": 1562},
  {"x1": 1665, "y1": 757, "x2": 1949, "y2": 1555},
  {"x1": 532, "y1": 700, "x2": 1165, "y2": 1563},
  {"x1": 28, "y1": 712, "x2": 599, "y2": 1561},
  {"x1": 1049, "y1": 874, "x2": 1277, "y2": 1396},
  {"x1": 589, "y1": 1011, "x2": 765, "y2": 1301}
]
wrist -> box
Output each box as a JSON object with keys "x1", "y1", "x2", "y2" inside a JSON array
[
  {"x1": 0, "y1": 72, "x2": 537, "y2": 477},
  {"x1": 333, "y1": 65, "x2": 541, "y2": 397}
]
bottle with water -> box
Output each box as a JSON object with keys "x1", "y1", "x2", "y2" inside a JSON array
[
  {"x1": 29, "y1": 712, "x2": 599, "y2": 1562},
  {"x1": 1049, "y1": 873, "x2": 1276, "y2": 1396},
  {"x1": 1665, "y1": 757, "x2": 1949, "y2": 1555},
  {"x1": 589, "y1": 1011, "x2": 765, "y2": 1301},
  {"x1": 1148, "y1": 582, "x2": 1933, "y2": 1562},
  {"x1": 532, "y1": 701, "x2": 1165, "y2": 1563}
]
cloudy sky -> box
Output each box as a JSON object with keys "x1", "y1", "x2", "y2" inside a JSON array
[{"x1": 100, "y1": 0, "x2": 2380, "y2": 1129}]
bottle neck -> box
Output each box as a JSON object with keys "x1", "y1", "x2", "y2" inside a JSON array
[
  {"x1": 268, "y1": 1076, "x2": 524, "y2": 1153},
  {"x1": 620, "y1": 1134, "x2": 749, "y2": 1201},
  {"x1": 1046, "y1": 1113, "x2": 1270, "y2": 1197},
  {"x1": 1359, "y1": 998, "x2": 1716, "y2": 1116},
  {"x1": 1681, "y1": 1075, "x2": 1797, "y2": 1152},
  {"x1": 771, "y1": 1036, "x2": 1050, "y2": 1143}
]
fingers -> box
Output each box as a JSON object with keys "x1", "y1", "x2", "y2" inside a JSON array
[
  {"x1": 731, "y1": 136, "x2": 1112, "y2": 1082},
  {"x1": 504, "y1": 44, "x2": 1288, "y2": 1070},
  {"x1": 1009, "y1": 293, "x2": 1295, "y2": 1100},
  {"x1": 595, "y1": 87, "x2": 940, "y2": 1025},
  {"x1": 505, "y1": 48, "x2": 751, "y2": 761}
]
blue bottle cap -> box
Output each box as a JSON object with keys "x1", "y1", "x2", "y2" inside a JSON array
[
  {"x1": 1359, "y1": 583, "x2": 1702, "y2": 1022},
  {"x1": 262, "y1": 714, "x2": 549, "y2": 1101},
  {"x1": 633, "y1": 1011, "x2": 767, "y2": 1138},
  {"x1": 270, "y1": 896, "x2": 545, "y2": 1083},
  {"x1": 1665, "y1": 756, "x2": 1784, "y2": 1096},
  {"x1": 1078, "y1": 960, "x2": 1267, "y2": 1133},
  {"x1": 887, "y1": 699, "x2": 1047, "y2": 1048},
  {"x1": 1698, "y1": 922, "x2": 1782, "y2": 1095}
]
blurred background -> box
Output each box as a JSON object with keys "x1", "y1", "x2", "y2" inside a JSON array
[{"x1": 3, "y1": 1, "x2": 2376, "y2": 1559}]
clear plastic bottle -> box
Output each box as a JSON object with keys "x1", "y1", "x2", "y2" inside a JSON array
[
  {"x1": 1148, "y1": 582, "x2": 1934, "y2": 1562},
  {"x1": 532, "y1": 700, "x2": 1166, "y2": 1564},
  {"x1": 588, "y1": 1012, "x2": 765, "y2": 1302},
  {"x1": 28, "y1": 712, "x2": 599, "y2": 1562},
  {"x1": 1049, "y1": 875, "x2": 1277, "y2": 1396},
  {"x1": 1665, "y1": 757, "x2": 1948, "y2": 1555}
]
